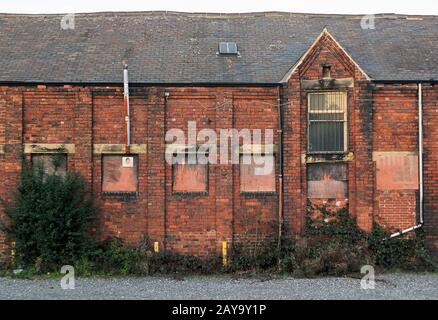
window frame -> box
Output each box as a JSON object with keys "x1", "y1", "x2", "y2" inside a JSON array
[
  {"x1": 218, "y1": 42, "x2": 238, "y2": 55},
  {"x1": 307, "y1": 91, "x2": 348, "y2": 154},
  {"x1": 101, "y1": 154, "x2": 139, "y2": 195}
]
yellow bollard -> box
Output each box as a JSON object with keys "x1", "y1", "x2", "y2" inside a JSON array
[
  {"x1": 222, "y1": 241, "x2": 227, "y2": 266},
  {"x1": 154, "y1": 241, "x2": 159, "y2": 253},
  {"x1": 11, "y1": 241, "x2": 16, "y2": 267}
]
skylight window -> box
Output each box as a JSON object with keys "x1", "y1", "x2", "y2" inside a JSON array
[{"x1": 218, "y1": 42, "x2": 238, "y2": 55}]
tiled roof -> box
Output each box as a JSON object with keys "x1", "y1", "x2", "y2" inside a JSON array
[{"x1": 0, "y1": 11, "x2": 437, "y2": 83}]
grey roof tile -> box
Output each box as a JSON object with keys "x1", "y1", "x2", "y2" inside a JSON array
[{"x1": 0, "y1": 11, "x2": 437, "y2": 83}]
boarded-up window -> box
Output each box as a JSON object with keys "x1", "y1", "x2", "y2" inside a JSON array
[
  {"x1": 308, "y1": 92, "x2": 348, "y2": 153},
  {"x1": 240, "y1": 155, "x2": 276, "y2": 192},
  {"x1": 102, "y1": 155, "x2": 138, "y2": 193},
  {"x1": 32, "y1": 154, "x2": 67, "y2": 177},
  {"x1": 375, "y1": 153, "x2": 418, "y2": 190},
  {"x1": 173, "y1": 155, "x2": 207, "y2": 193},
  {"x1": 307, "y1": 163, "x2": 348, "y2": 198}
]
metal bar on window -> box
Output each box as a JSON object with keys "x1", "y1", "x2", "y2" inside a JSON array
[{"x1": 308, "y1": 91, "x2": 347, "y2": 153}]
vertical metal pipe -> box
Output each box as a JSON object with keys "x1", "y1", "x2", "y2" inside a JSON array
[
  {"x1": 123, "y1": 64, "x2": 131, "y2": 153},
  {"x1": 418, "y1": 83, "x2": 424, "y2": 225},
  {"x1": 277, "y1": 86, "x2": 284, "y2": 259}
]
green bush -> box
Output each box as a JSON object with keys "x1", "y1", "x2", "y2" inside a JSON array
[{"x1": 0, "y1": 159, "x2": 95, "y2": 271}]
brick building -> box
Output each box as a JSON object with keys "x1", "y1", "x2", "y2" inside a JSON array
[{"x1": 0, "y1": 12, "x2": 437, "y2": 258}]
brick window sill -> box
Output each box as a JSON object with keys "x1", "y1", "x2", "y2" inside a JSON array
[
  {"x1": 172, "y1": 191, "x2": 209, "y2": 197},
  {"x1": 101, "y1": 192, "x2": 139, "y2": 199},
  {"x1": 240, "y1": 191, "x2": 277, "y2": 197}
]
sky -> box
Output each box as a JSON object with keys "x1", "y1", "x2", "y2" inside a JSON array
[{"x1": 0, "y1": 0, "x2": 437, "y2": 15}]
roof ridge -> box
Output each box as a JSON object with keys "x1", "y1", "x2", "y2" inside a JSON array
[{"x1": 0, "y1": 11, "x2": 437, "y2": 19}]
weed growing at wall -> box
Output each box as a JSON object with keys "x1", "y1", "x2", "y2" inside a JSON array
[
  {"x1": 73, "y1": 237, "x2": 223, "y2": 276},
  {"x1": 230, "y1": 207, "x2": 437, "y2": 276},
  {"x1": 368, "y1": 224, "x2": 437, "y2": 271},
  {"x1": 295, "y1": 207, "x2": 437, "y2": 275}
]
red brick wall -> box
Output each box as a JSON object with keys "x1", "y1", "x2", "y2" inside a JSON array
[
  {"x1": 283, "y1": 32, "x2": 374, "y2": 236},
  {"x1": 0, "y1": 58, "x2": 436, "y2": 261},
  {"x1": 162, "y1": 88, "x2": 279, "y2": 255},
  {"x1": 423, "y1": 84, "x2": 438, "y2": 256},
  {"x1": 373, "y1": 86, "x2": 419, "y2": 151},
  {"x1": 282, "y1": 73, "x2": 305, "y2": 236},
  {"x1": 0, "y1": 87, "x2": 23, "y2": 263},
  {"x1": 0, "y1": 95, "x2": 5, "y2": 146},
  {"x1": 0, "y1": 91, "x2": 7, "y2": 261},
  {"x1": 92, "y1": 90, "x2": 149, "y2": 243},
  {"x1": 23, "y1": 92, "x2": 76, "y2": 144},
  {"x1": 0, "y1": 85, "x2": 280, "y2": 259},
  {"x1": 373, "y1": 85, "x2": 418, "y2": 231},
  {"x1": 165, "y1": 91, "x2": 218, "y2": 255},
  {"x1": 232, "y1": 94, "x2": 279, "y2": 247}
]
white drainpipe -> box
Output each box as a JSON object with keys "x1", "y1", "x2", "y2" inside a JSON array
[
  {"x1": 389, "y1": 83, "x2": 424, "y2": 238},
  {"x1": 123, "y1": 64, "x2": 131, "y2": 150}
]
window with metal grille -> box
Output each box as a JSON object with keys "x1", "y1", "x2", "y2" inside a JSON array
[{"x1": 308, "y1": 92, "x2": 348, "y2": 153}]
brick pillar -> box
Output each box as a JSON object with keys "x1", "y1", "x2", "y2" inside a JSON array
[
  {"x1": 282, "y1": 76, "x2": 306, "y2": 237},
  {"x1": 0, "y1": 88, "x2": 23, "y2": 262},
  {"x1": 354, "y1": 81, "x2": 374, "y2": 231},
  {"x1": 423, "y1": 84, "x2": 438, "y2": 258},
  {"x1": 0, "y1": 90, "x2": 8, "y2": 261},
  {"x1": 147, "y1": 88, "x2": 166, "y2": 247},
  {"x1": 74, "y1": 89, "x2": 93, "y2": 191},
  {"x1": 214, "y1": 90, "x2": 234, "y2": 255}
]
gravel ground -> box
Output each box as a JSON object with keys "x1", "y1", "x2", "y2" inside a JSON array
[{"x1": 0, "y1": 274, "x2": 437, "y2": 300}]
